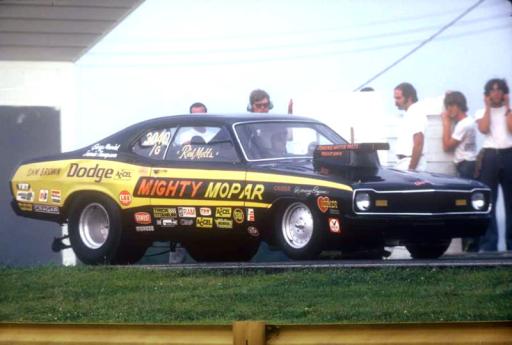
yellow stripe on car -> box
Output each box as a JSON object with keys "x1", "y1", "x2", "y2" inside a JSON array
[{"x1": 246, "y1": 172, "x2": 352, "y2": 192}]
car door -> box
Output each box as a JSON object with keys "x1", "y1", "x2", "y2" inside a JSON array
[{"x1": 143, "y1": 124, "x2": 248, "y2": 232}]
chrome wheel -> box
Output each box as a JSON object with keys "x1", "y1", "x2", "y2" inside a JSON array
[
  {"x1": 282, "y1": 202, "x2": 314, "y2": 249},
  {"x1": 79, "y1": 203, "x2": 110, "y2": 249}
]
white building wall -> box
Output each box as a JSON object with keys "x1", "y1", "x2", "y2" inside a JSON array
[{"x1": 0, "y1": 61, "x2": 78, "y2": 265}]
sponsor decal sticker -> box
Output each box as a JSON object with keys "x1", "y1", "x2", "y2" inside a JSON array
[
  {"x1": 82, "y1": 143, "x2": 120, "y2": 159},
  {"x1": 34, "y1": 204, "x2": 59, "y2": 215},
  {"x1": 247, "y1": 208, "x2": 255, "y2": 222},
  {"x1": 273, "y1": 185, "x2": 292, "y2": 192},
  {"x1": 51, "y1": 190, "x2": 61, "y2": 203},
  {"x1": 177, "y1": 145, "x2": 217, "y2": 160},
  {"x1": 134, "y1": 212, "x2": 152, "y2": 225},
  {"x1": 134, "y1": 178, "x2": 264, "y2": 201},
  {"x1": 180, "y1": 219, "x2": 194, "y2": 226},
  {"x1": 196, "y1": 217, "x2": 213, "y2": 228},
  {"x1": 233, "y1": 208, "x2": 244, "y2": 224},
  {"x1": 67, "y1": 163, "x2": 114, "y2": 183},
  {"x1": 16, "y1": 183, "x2": 30, "y2": 191},
  {"x1": 161, "y1": 218, "x2": 178, "y2": 227},
  {"x1": 135, "y1": 178, "x2": 203, "y2": 198},
  {"x1": 153, "y1": 207, "x2": 177, "y2": 218},
  {"x1": 317, "y1": 196, "x2": 338, "y2": 213},
  {"x1": 247, "y1": 226, "x2": 260, "y2": 237},
  {"x1": 215, "y1": 218, "x2": 233, "y2": 229},
  {"x1": 199, "y1": 207, "x2": 212, "y2": 216},
  {"x1": 114, "y1": 169, "x2": 132, "y2": 180},
  {"x1": 119, "y1": 190, "x2": 132, "y2": 206},
  {"x1": 27, "y1": 168, "x2": 61, "y2": 177},
  {"x1": 136, "y1": 225, "x2": 154, "y2": 232},
  {"x1": 328, "y1": 218, "x2": 341, "y2": 233},
  {"x1": 204, "y1": 182, "x2": 264, "y2": 201},
  {"x1": 38, "y1": 189, "x2": 48, "y2": 202},
  {"x1": 215, "y1": 207, "x2": 232, "y2": 218},
  {"x1": 178, "y1": 207, "x2": 196, "y2": 218},
  {"x1": 294, "y1": 186, "x2": 329, "y2": 196},
  {"x1": 18, "y1": 202, "x2": 33, "y2": 211},
  {"x1": 16, "y1": 191, "x2": 34, "y2": 202}
]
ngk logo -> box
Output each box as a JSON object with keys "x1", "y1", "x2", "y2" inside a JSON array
[{"x1": 134, "y1": 212, "x2": 152, "y2": 225}]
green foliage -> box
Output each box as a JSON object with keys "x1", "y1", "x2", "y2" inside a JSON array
[{"x1": 0, "y1": 266, "x2": 510, "y2": 323}]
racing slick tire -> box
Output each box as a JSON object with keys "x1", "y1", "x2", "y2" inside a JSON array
[
  {"x1": 68, "y1": 194, "x2": 124, "y2": 265},
  {"x1": 275, "y1": 201, "x2": 323, "y2": 260},
  {"x1": 185, "y1": 237, "x2": 260, "y2": 262},
  {"x1": 406, "y1": 239, "x2": 451, "y2": 259}
]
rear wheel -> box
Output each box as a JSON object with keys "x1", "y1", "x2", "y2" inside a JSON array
[
  {"x1": 406, "y1": 239, "x2": 451, "y2": 259},
  {"x1": 68, "y1": 194, "x2": 123, "y2": 265},
  {"x1": 276, "y1": 201, "x2": 323, "y2": 260},
  {"x1": 186, "y1": 238, "x2": 260, "y2": 262}
]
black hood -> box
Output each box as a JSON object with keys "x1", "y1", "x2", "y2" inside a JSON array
[{"x1": 250, "y1": 159, "x2": 487, "y2": 192}]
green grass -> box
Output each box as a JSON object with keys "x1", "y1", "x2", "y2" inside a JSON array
[{"x1": 0, "y1": 266, "x2": 510, "y2": 324}]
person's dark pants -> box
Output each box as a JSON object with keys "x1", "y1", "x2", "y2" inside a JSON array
[
  {"x1": 478, "y1": 147, "x2": 512, "y2": 251},
  {"x1": 456, "y1": 160, "x2": 479, "y2": 251},
  {"x1": 456, "y1": 160, "x2": 476, "y2": 179}
]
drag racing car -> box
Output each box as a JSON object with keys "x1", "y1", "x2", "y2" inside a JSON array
[{"x1": 10, "y1": 114, "x2": 491, "y2": 264}]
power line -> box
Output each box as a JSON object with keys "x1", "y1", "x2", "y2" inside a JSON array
[
  {"x1": 353, "y1": 0, "x2": 487, "y2": 91},
  {"x1": 80, "y1": 24, "x2": 509, "y2": 68},
  {"x1": 89, "y1": 14, "x2": 507, "y2": 57}
]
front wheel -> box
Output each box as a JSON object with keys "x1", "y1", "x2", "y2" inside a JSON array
[
  {"x1": 406, "y1": 239, "x2": 451, "y2": 259},
  {"x1": 276, "y1": 201, "x2": 323, "y2": 260},
  {"x1": 68, "y1": 194, "x2": 123, "y2": 265}
]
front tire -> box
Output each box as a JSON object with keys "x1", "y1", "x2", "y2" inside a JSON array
[
  {"x1": 406, "y1": 239, "x2": 451, "y2": 259},
  {"x1": 68, "y1": 194, "x2": 123, "y2": 265},
  {"x1": 276, "y1": 201, "x2": 323, "y2": 260}
]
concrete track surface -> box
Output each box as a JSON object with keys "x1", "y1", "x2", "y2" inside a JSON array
[{"x1": 140, "y1": 251, "x2": 512, "y2": 270}]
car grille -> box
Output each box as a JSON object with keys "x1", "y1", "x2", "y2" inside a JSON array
[{"x1": 353, "y1": 189, "x2": 491, "y2": 215}]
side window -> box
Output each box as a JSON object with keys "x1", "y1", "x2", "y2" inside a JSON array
[
  {"x1": 166, "y1": 126, "x2": 239, "y2": 162},
  {"x1": 132, "y1": 127, "x2": 176, "y2": 160}
]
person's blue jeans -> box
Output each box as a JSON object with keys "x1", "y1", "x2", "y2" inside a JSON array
[
  {"x1": 478, "y1": 147, "x2": 512, "y2": 251},
  {"x1": 456, "y1": 160, "x2": 478, "y2": 251}
]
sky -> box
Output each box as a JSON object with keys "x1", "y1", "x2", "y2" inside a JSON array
[{"x1": 76, "y1": 0, "x2": 512, "y2": 147}]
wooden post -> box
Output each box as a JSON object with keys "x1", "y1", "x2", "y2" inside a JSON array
[{"x1": 233, "y1": 321, "x2": 266, "y2": 345}]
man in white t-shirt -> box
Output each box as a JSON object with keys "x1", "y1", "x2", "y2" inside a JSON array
[
  {"x1": 475, "y1": 78, "x2": 512, "y2": 252},
  {"x1": 441, "y1": 91, "x2": 477, "y2": 179},
  {"x1": 393, "y1": 82, "x2": 427, "y2": 171},
  {"x1": 441, "y1": 91, "x2": 479, "y2": 252}
]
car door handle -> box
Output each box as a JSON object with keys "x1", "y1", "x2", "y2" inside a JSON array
[{"x1": 153, "y1": 169, "x2": 168, "y2": 174}]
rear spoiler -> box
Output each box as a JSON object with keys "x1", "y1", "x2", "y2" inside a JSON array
[{"x1": 313, "y1": 143, "x2": 389, "y2": 169}]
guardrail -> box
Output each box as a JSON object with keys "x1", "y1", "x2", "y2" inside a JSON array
[{"x1": 1, "y1": 321, "x2": 511, "y2": 345}]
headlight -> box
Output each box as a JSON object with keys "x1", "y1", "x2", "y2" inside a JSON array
[
  {"x1": 471, "y1": 192, "x2": 486, "y2": 210},
  {"x1": 355, "y1": 192, "x2": 371, "y2": 211}
]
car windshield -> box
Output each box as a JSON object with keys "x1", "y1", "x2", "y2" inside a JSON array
[{"x1": 235, "y1": 121, "x2": 347, "y2": 160}]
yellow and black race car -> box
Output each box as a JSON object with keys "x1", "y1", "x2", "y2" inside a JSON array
[{"x1": 10, "y1": 114, "x2": 491, "y2": 264}]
